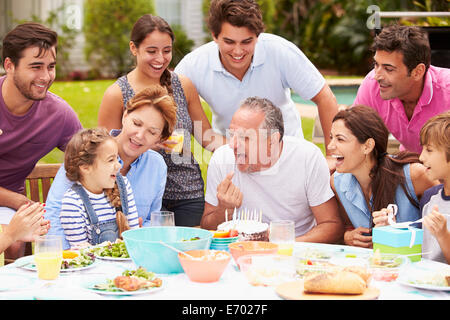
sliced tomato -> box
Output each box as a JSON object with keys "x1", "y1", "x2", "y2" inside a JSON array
[{"x1": 229, "y1": 229, "x2": 239, "y2": 237}]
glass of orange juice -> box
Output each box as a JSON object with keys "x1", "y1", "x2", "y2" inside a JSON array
[
  {"x1": 164, "y1": 129, "x2": 184, "y2": 153},
  {"x1": 269, "y1": 220, "x2": 295, "y2": 256},
  {"x1": 34, "y1": 235, "x2": 63, "y2": 280}
]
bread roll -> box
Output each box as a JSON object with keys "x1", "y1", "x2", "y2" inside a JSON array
[
  {"x1": 304, "y1": 271, "x2": 366, "y2": 294},
  {"x1": 343, "y1": 266, "x2": 372, "y2": 285}
]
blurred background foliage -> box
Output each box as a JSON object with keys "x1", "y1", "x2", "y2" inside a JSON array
[
  {"x1": 4, "y1": 0, "x2": 448, "y2": 79},
  {"x1": 169, "y1": 24, "x2": 195, "y2": 69},
  {"x1": 11, "y1": 3, "x2": 78, "y2": 80},
  {"x1": 83, "y1": 0, "x2": 156, "y2": 78},
  {"x1": 83, "y1": 0, "x2": 194, "y2": 77},
  {"x1": 202, "y1": 0, "x2": 449, "y2": 75}
]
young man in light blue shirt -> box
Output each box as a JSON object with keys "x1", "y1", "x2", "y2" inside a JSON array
[{"x1": 175, "y1": 0, "x2": 338, "y2": 149}]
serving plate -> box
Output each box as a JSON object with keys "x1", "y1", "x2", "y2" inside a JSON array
[
  {"x1": 94, "y1": 255, "x2": 132, "y2": 262},
  {"x1": 89, "y1": 242, "x2": 132, "y2": 261},
  {"x1": 397, "y1": 260, "x2": 450, "y2": 291},
  {"x1": 397, "y1": 279, "x2": 450, "y2": 292},
  {"x1": 14, "y1": 255, "x2": 99, "y2": 273},
  {"x1": 81, "y1": 277, "x2": 164, "y2": 296}
]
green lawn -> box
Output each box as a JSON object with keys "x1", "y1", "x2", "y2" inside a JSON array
[
  {"x1": 41, "y1": 80, "x2": 325, "y2": 183},
  {"x1": 40, "y1": 79, "x2": 114, "y2": 163}
]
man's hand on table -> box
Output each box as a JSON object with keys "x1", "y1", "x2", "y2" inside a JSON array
[{"x1": 343, "y1": 227, "x2": 373, "y2": 248}]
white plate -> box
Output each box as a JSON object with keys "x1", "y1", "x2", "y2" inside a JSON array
[
  {"x1": 0, "y1": 273, "x2": 34, "y2": 291},
  {"x1": 397, "y1": 278, "x2": 450, "y2": 292},
  {"x1": 294, "y1": 242, "x2": 371, "y2": 259},
  {"x1": 94, "y1": 255, "x2": 132, "y2": 262},
  {"x1": 81, "y1": 277, "x2": 164, "y2": 296},
  {"x1": 14, "y1": 255, "x2": 99, "y2": 273},
  {"x1": 90, "y1": 243, "x2": 132, "y2": 261},
  {"x1": 397, "y1": 260, "x2": 450, "y2": 291}
]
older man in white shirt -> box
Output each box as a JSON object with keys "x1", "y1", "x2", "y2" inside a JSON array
[{"x1": 201, "y1": 97, "x2": 343, "y2": 243}]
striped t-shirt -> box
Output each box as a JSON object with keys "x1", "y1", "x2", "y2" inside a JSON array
[{"x1": 60, "y1": 177, "x2": 139, "y2": 247}]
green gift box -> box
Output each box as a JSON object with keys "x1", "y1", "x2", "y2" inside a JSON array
[{"x1": 372, "y1": 226, "x2": 423, "y2": 262}]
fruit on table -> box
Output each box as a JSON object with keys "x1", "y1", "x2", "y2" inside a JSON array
[
  {"x1": 229, "y1": 229, "x2": 239, "y2": 237},
  {"x1": 62, "y1": 250, "x2": 79, "y2": 259},
  {"x1": 213, "y1": 230, "x2": 230, "y2": 238}
]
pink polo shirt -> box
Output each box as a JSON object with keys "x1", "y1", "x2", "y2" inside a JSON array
[{"x1": 353, "y1": 66, "x2": 450, "y2": 153}]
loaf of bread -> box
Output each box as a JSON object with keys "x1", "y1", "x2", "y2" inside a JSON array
[
  {"x1": 342, "y1": 266, "x2": 372, "y2": 285},
  {"x1": 303, "y1": 270, "x2": 366, "y2": 295}
]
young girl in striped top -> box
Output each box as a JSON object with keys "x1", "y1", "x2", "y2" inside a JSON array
[{"x1": 60, "y1": 128, "x2": 139, "y2": 248}]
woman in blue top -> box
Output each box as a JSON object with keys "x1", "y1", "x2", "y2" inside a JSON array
[
  {"x1": 328, "y1": 105, "x2": 438, "y2": 248},
  {"x1": 98, "y1": 15, "x2": 226, "y2": 227},
  {"x1": 45, "y1": 85, "x2": 177, "y2": 249}
]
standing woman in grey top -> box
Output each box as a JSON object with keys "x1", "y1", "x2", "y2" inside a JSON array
[{"x1": 98, "y1": 14, "x2": 226, "y2": 226}]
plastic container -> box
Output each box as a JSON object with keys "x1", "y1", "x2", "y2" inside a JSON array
[
  {"x1": 368, "y1": 252, "x2": 409, "y2": 282},
  {"x1": 228, "y1": 241, "x2": 278, "y2": 265},
  {"x1": 295, "y1": 249, "x2": 369, "y2": 280},
  {"x1": 237, "y1": 254, "x2": 296, "y2": 286},
  {"x1": 122, "y1": 227, "x2": 212, "y2": 274}
]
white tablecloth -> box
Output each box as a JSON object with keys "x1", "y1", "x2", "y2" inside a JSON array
[{"x1": 0, "y1": 242, "x2": 448, "y2": 300}]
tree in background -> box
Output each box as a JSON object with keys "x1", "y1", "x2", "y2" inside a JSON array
[
  {"x1": 170, "y1": 24, "x2": 195, "y2": 69},
  {"x1": 84, "y1": 0, "x2": 195, "y2": 77},
  {"x1": 201, "y1": 0, "x2": 449, "y2": 75},
  {"x1": 83, "y1": 0, "x2": 155, "y2": 78},
  {"x1": 10, "y1": 3, "x2": 78, "y2": 80},
  {"x1": 271, "y1": 0, "x2": 449, "y2": 75}
]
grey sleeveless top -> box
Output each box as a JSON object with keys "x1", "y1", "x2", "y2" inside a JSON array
[{"x1": 116, "y1": 72, "x2": 204, "y2": 200}]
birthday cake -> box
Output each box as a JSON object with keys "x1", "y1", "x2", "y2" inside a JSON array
[{"x1": 217, "y1": 220, "x2": 269, "y2": 241}]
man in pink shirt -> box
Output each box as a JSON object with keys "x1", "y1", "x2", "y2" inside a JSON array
[
  {"x1": 353, "y1": 25, "x2": 449, "y2": 154},
  {"x1": 0, "y1": 23, "x2": 82, "y2": 259}
]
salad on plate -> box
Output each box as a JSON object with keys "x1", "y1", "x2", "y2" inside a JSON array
[
  {"x1": 61, "y1": 250, "x2": 96, "y2": 270},
  {"x1": 398, "y1": 262, "x2": 450, "y2": 290},
  {"x1": 89, "y1": 267, "x2": 163, "y2": 295},
  {"x1": 89, "y1": 239, "x2": 130, "y2": 260},
  {"x1": 15, "y1": 249, "x2": 96, "y2": 272}
]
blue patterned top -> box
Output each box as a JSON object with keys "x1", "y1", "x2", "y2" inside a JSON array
[{"x1": 116, "y1": 72, "x2": 204, "y2": 200}]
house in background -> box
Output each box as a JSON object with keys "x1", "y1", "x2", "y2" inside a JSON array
[{"x1": 0, "y1": 0, "x2": 206, "y2": 74}]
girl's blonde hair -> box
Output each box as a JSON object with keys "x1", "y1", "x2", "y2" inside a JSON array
[
  {"x1": 125, "y1": 85, "x2": 177, "y2": 141},
  {"x1": 420, "y1": 110, "x2": 450, "y2": 162},
  {"x1": 64, "y1": 127, "x2": 130, "y2": 237}
]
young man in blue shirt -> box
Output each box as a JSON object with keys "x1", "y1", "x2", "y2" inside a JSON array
[{"x1": 175, "y1": 0, "x2": 338, "y2": 151}]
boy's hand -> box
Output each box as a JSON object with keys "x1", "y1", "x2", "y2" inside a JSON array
[{"x1": 423, "y1": 205, "x2": 448, "y2": 239}]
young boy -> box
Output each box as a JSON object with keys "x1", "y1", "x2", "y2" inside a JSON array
[{"x1": 419, "y1": 111, "x2": 450, "y2": 264}]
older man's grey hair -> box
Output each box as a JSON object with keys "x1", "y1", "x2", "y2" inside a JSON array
[{"x1": 240, "y1": 96, "x2": 284, "y2": 141}]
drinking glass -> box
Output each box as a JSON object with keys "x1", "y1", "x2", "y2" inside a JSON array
[
  {"x1": 164, "y1": 129, "x2": 184, "y2": 153},
  {"x1": 34, "y1": 235, "x2": 63, "y2": 280},
  {"x1": 150, "y1": 211, "x2": 175, "y2": 226},
  {"x1": 269, "y1": 220, "x2": 295, "y2": 256}
]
